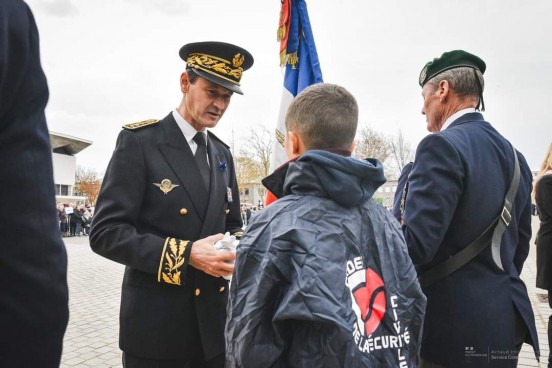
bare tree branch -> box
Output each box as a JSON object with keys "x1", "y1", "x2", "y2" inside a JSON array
[
  {"x1": 389, "y1": 129, "x2": 414, "y2": 178},
  {"x1": 353, "y1": 125, "x2": 391, "y2": 163},
  {"x1": 239, "y1": 125, "x2": 273, "y2": 178},
  {"x1": 234, "y1": 125, "x2": 273, "y2": 202}
]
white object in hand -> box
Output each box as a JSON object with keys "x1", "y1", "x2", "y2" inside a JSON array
[{"x1": 214, "y1": 232, "x2": 239, "y2": 280}]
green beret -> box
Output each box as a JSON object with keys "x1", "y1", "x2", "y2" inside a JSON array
[{"x1": 419, "y1": 50, "x2": 486, "y2": 87}]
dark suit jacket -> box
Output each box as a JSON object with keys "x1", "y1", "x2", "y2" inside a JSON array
[
  {"x1": 90, "y1": 113, "x2": 242, "y2": 360},
  {"x1": 392, "y1": 161, "x2": 413, "y2": 221},
  {"x1": 0, "y1": 1, "x2": 69, "y2": 367},
  {"x1": 395, "y1": 113, "x2": 539, "y2": 366},
  {"x1": 536, "y1": 174, "x2": 552, "y2": 290}
]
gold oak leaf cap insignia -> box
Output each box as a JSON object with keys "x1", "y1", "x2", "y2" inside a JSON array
[
  {"x1": 179, "y1": 41, "x2": 254, "y2": 95},
  {"x1": 233, "y1": 53, "x2": 244, "y2": 67},
  {"x1": 154, "y1": 179, "x2": 179, "y2": 194}
]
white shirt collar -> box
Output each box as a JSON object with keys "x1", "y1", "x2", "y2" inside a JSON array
[
  {"x1": 172, "y1": 109, "x2": 207, "y2": 154},
  {"x1": 440, "y1": 107, "x2": 478, "y2": 132}
]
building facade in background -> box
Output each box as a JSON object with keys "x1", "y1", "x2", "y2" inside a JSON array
[
  {"x1": 239, "y1": 182, "x2": 265, "y2": 209},
  {"x1": 374, "y1": 179, "x2": 398, "y2": 210},
  {"x1": 50, "y1": 131, "x2": 91, "y2": 205}
]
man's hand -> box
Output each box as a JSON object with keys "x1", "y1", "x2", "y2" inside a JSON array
[{"x1": 189, "y1": 234, "x2": 236, "y2": 278}]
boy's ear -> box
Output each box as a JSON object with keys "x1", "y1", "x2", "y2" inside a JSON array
[
  {"x1": 290, "y1": 131, "x2": 301, "y2": 155},
  {"x1": 285, "y1": 130, "x2": 303, "y2": 159},
  {"x1": 349, "y1": 141, "x2": 355, "y2": 153}
]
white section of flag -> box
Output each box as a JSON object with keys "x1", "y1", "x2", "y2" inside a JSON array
[{"x1": 269, "y1": 87, "x2": 295, "y2": 173}]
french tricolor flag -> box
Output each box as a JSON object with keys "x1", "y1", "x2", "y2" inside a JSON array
[{"x1": 266, "y1": 0, "x2": 323, "y2": 205}]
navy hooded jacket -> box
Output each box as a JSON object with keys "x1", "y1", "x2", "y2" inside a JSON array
[{"x1": 225, "y1": 150, "x2": 426, "y2": 367}]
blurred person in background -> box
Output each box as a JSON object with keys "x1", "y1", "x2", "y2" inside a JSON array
[{"x1": 534, "y1": 143, "x2": 552, "y2": 368}]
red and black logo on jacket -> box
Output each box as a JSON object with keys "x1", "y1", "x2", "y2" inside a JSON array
[
  {"x1": 346, "y1": 258, "x2": 386, "y2": 336},
  {"x1": 346, "y1": 256, "x2": 411, "y2": 361}
]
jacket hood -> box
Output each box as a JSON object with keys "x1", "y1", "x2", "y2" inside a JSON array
[{"x1": 266, "y1": 150, "x2": 386, "y2": 207}]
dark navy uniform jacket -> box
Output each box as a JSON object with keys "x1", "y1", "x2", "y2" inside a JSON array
[
  {"x1": 395, "y1": 113, "x2": 539, "y2": 367},
  {"x1": 90, "y1": 113, "x2": 242, "y2": 360},
  {"x1": 0, "y1": 1, "x2": 69, "y2": 366}
]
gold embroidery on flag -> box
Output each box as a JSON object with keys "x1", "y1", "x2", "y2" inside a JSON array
[{"x1": 275, "y1": 129, "x2": 285, "y2": 148}]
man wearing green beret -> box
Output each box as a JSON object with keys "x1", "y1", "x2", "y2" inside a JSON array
[
  {"x1": 394, "y1": 50, "x2": 540, "y2": 367},
  {"x1": 90, "y1": 41, "x2": 253, "y2": 367}
]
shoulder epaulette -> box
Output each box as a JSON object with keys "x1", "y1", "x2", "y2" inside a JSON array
[
  {"x1": 207, "y1": 131, "x2": 230, "y2": 149},
  {"x1": 122, "y1": 119, "x2": 160, "y2": 130}
]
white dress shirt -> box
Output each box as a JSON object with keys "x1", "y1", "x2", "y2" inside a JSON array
[
  {"x1": 172, "y1": 110, "x2": 209, "y2": 164},
  {"x1": 440, "y1": 107, "x2": 477, "y2": 132}
]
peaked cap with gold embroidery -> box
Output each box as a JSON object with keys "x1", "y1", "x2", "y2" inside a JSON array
[{"x1": 179, "y1": 41, "x2": 254, "y2": 95}]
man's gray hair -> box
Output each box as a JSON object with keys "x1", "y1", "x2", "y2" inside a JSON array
[
  {"x1": 427, "y1": 67, "x2": 484, "y2": 101},
  {"x1": 285, "y1": 83, "x2": 358, "y2": 150}
]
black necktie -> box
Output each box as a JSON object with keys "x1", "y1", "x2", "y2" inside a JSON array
[{"x1": 193, "y1": 132, "x2": 210, "y2": 191}]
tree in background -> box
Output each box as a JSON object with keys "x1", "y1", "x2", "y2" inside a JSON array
[
  {"x1": 235, "y1": 126, "x2": 273, "y2": 201},
  {"x1": 240, "y1": 125, "x2": 272, "y2": 178},
  {"x1": 389, "y1": 129, "x2": 414, "y2": 178},
  {"x1": 75, "y1": 166, "x2": 102, "y2": 204},
  {"x1": 232, "y1": 124, "x2": 412, "y2": 198},
  {"x1": 353, "y1": 126, "x2": 413, "y2": 180},
  {"x1": 354, "y1": 126, "x2": 391, "y2": 163},
  {"x1": 353, "y1": 125, "x2": 391, "y2": 171},
  {"x1": 235, "y1": 156, "x2": 263, "y2": 189}
]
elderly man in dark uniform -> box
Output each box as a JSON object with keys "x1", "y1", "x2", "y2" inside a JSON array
[
  {"x1": 90, "y1": 41, "x2": 253, "y2": 368},
  {"x1": 0, "y1": 0, "x2": 69, "y2": 367},
  {"x1": 394, "y1": 50, "x2": 539, "y2": 367}
]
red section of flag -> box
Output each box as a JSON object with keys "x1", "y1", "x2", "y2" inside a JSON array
[
  {"x1": 265, "y1": 190, "x2": 278, "y2": 206},
  {"x1": 277, "y1": 0, "x2": 291, "y2": 65}
]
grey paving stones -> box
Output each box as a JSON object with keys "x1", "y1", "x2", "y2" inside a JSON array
[{"x1": 60, "y1": 217, "x2": 548, "y2": 367}]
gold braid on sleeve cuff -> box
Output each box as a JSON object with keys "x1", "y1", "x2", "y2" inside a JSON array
[{"x1": 157, "y1": 238, "x2": 191, "y2": 285}]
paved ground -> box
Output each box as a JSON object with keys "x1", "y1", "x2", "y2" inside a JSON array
[
  {"x1": 61, "y1": 235, "x2": 123, "y2": 367},
  {"x1": 60, "y1": 216, "x2": 549, "y2": 367}
]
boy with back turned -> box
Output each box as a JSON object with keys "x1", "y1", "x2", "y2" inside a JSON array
[{"x1": 225, "y1": 83, "x2": 426, "y2": 367}]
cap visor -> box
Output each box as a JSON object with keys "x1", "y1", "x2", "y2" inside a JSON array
[{"x1": 193, "y1": 69, "x2": 244, "y2": 95}]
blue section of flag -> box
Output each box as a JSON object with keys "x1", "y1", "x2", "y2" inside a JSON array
[
  {"x1": 283, "y1": 0, "x2": 323, "y2": 96},
  {"x1": 266, "y1": 0, "x2": 324, "y2": 205}
]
